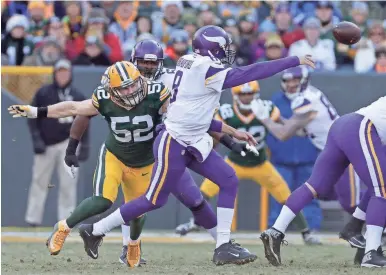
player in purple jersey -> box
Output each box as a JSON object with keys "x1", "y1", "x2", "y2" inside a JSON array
[
  {"x1": 259, "y1": 97, "x2": 386, "y2": 268},
  {"x1": 73, "y1": 25, "x2": 315, "y2": 266}
]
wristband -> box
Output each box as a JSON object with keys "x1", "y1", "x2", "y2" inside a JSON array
[
  {"x1": 209, "y1": 120, "x2": 223, "y2": 133},
  {"x1": 219, "y1": 134, "x2": 236, "y2": 150},
  {"x1": 66, "y1": 137, "x2": 80, "y2": 155},
  {"x1": 37, "y1": 107, "x2": 48, "y2": 118}
]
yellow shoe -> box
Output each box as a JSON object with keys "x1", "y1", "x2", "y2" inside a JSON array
[
  {"x1": 127, "y1": 240, "x2": 141, "y2": 268},
  {"x1": 46, "y1": 220, "x2": 71, "y2": 255}
]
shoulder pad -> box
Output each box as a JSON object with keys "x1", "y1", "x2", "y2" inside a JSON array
[{"x1": 291, "y1": 95, "x2": 307, "y2": 109}]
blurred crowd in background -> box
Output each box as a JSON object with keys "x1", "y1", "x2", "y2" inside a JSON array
[{"x1": 1, "y1": 0, "x2": 386, "y2": 73}]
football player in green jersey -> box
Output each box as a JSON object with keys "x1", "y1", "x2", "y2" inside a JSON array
[
  {"x1": 9, "y1": 61, "x2": 169, "y2": 266},
  {"x1": 176, "y1": 81, "x2": 322, "y2": 245}
]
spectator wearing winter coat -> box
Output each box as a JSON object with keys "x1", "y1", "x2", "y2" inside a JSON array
[
  {"x1": 373, "y1": 46, "x2": 386, "y2": 73},
  {"x1": 152, "y1": 1, "x2": 184, "y2": 45},
  {"x1": 23, "y1": 37, "x2": 63, "y2": 66},
  {"x1": 1, "y1": 1, "x2": 29, "y2": 34},
  {"x1": 337, "y1": 2, "x2": 370, "y2": 66},
  {"x1": 315, "y1": 1, "x2": 340, "y2": 41},
  {"x1": 354, "y1": 22, "x2": 386, "y2": 73},
  {"x1": 34, "y1": 17, "x2": 77, "y2": 61},
  {"x1": 25, "y1": 59, "x2": 88, "y2": 226},
  {"x1": 108, "y1": 1, "x2": 139, "y2": 58},
  {"x1": 62, "y1": 1, "x2": 83, "y2": 40},
  {"x1": 164, "y1": 30, "x2": 190, "y2": 68},
  {"x1": 289, "y1": 17, "x2": 336, "y2": 71},
  {"x1": 291, "y1": 0, "x2": 342, "y2": 26},
  {"x1": 258, "y1": 34, "x2": 288, "y2": 62},
  {"x1": 72, "y1": 34, "x2": 111, "y2": 66},
  {"x1": 259, "y1": 3, "x2": 305, "y2": 48},
  {"x1": 27, "y1": 1, "x2": 51, "y2": 44},
  {"x1": 1, "y1": 14, "x2": 34, "y2": 65},
  {"x1": 73, "y1": 8, "x2": 123, "y2": 63}
]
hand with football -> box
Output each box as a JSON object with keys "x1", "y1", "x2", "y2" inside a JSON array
[{"x1": 8, "y1": 105, "x2": 37, "y2": 118}]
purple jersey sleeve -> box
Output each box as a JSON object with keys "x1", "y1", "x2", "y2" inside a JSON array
[{"x1": 222, "y1": 56, "x2": 300, "y2": 90}]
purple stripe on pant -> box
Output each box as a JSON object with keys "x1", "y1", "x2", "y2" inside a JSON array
[{"x1": 119, "y1": 129, "x2": 237, "y2": 228}]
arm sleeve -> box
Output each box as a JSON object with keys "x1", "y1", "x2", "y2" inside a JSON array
[
  {"x1": 205, "y1": 66, "x2": 231, "y2": 92},
  {"x1": 222, "y1": 56, "x2": 300, "y2": 89}
]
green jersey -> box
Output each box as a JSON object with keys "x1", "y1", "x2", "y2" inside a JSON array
[
  {"x1": 216, "y1": 101, "x2": 280, "y2": 167},
  {"x1": 91, "y1": 81, "x2": 170, "y2": 168}
]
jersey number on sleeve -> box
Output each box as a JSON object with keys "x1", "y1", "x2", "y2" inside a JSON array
[
  {"x1": 110, "y1": 115, "x2": 153, "y2": 143},
  {"x1": 96, "y1": 88, "x2": 110, "y2": 100},
  {"x1": 148, "y1": 83, "x2": 162, "y2": 95},
  {"x1": 320, "y1": 95, "x2": 338, "y2": 120},
  {"x1": 170, "y1": 70, "x2": 183, "y2": 103}
]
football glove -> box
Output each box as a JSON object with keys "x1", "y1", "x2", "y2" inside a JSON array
[
  {"x1": 250, "y1": 99, "x2": 271, "y2": 121},
  {"x1": 8, "y1": 105, "x2": 37, "y2": 118}
]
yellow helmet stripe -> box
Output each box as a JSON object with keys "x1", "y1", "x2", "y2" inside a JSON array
[{"x1": 114, "y1": 63, "x2": 125, "y2": 81}]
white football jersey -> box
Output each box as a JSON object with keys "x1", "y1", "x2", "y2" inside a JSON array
[
  {"x1": 291, "y1": 85, "x2": 339, "y2": 150},
  {"x1": 158, "y1": 68, "x2": 176, "y2": 91},
  {"x1": 356, "y1": 96, "x2": 386, "y2": 145},
  {"x1": 164, "y1": 54, "x2": 231, "y2": 144}
]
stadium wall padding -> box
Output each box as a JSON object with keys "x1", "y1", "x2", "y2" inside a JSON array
[{"x1": 2, "y1": 67, "x2": 385, "y2": 230}]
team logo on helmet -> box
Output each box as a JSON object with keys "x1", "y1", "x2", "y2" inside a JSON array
[{"x1": 202, "y1": 34, "x2": 227, "y2": 46}]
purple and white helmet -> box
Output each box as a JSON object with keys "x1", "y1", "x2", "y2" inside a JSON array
[
  {"x1": 131, "y1": 39, "x2": 164, "y2": 80},
  {"x1": 281, "y1": 66, "x2": 310, "y2": 100},
  {"x1": 192, "y1": 25, "x2": 236, "y2": 64}
]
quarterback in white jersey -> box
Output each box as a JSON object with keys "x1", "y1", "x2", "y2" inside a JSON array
[
  {"x1": 260, "y1": 95, "x2": 386, "y2": 268},
  {"x1": 165, "y1": 54, "x2": 231, "y2": 144}
]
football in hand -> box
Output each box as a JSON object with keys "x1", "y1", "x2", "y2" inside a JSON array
[{"x1": 332, "y1": 21, "x2": 361, "y2": 45}]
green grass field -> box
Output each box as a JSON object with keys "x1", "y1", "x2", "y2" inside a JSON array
[{"x1": 2, "y1": 242, "x2": 386, "y2": 275}]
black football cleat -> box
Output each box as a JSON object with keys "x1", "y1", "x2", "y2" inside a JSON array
[
  {"x1": 354, "y1": 248, "x2": 365, "y2": 265},
  {"x1": 78, "y1": 224, "x2": 104, "y2": 259},
  {"x1": 339, "y1": 231, "x2": 365, "y2": 249},
  {"x1": 339, "y1": 218, "x2": 365, "y2": 249},
  {"x1": 361, "y1": 249, "x2": 386, "y2": 268},
  {"x1": 355, "y1": 246, "x2": 384, "y2": 266},
  {"x1": 212, "y1": 240, "x2": 257, "y2": 266},
  {"x1": 260, "y1": 227, "x2": 286, "y2": 266}
]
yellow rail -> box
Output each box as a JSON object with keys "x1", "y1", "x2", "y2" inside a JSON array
[{"x1": 1, "y1": 66, "x2": 53, "y2": 75}]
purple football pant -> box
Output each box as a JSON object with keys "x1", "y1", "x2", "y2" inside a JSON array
[
  {"x1": 319, "y1": 164, "x2": 363, "y2": 214},
  {"x1": 118, "y1": 129, "x2": 237, "y2": 228},
  {"x1": 287, "y1": 113, "x2": 386, "y2": 227}
]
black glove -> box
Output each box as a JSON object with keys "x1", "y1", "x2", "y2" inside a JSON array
[
  {"x1": 78, "y1": 144, "x2": 89, "y2": 162},
  {"x1": 220, "y1": 134, "x2": 243, "y2": 154},
  {"x1": 33, "y1": 139, "x2": 46, "y2": 154},
  {"x1": 64, "y1": 138, "x2": 80, "y2": 168},
  {"x1": 230, "y1": 142, "x2": 247, "y2": 155}
]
